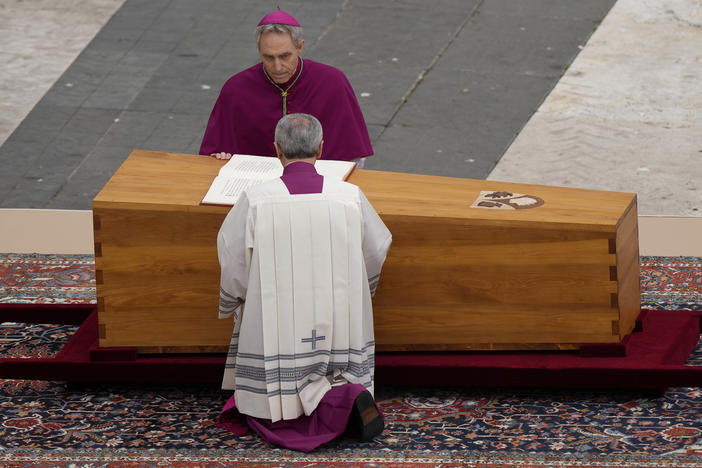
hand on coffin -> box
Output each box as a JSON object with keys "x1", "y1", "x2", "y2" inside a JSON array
[{"x1": 212, "y1": 152, "x2": 233, "y2": 160}]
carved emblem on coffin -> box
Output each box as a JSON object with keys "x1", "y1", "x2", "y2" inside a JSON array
[{"x1": 471, "y1": 191, "x2": 545, "y2": 210}]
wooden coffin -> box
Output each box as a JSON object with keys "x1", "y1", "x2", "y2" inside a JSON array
[{"x1": 93, "y1": 150, "x2": 640, "y2": 353}]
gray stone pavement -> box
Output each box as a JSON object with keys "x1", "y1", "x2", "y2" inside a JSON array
[{"x1": 0, "y1": 0, "x2": 614, "y2": 210}]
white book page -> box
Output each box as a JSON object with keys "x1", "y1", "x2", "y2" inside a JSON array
[
  {"x1": 218, "y1": 154, "x2": 355, "y2": 180},
  {"x1": 201, "y1": 176, "x2": 265, "y2": 205},
  {"x1": 315, "y1": 159, "x2": 356, "y2": 180},
  {"x1": 218, "y1": 154, "x2": 283, "y2": 179}
]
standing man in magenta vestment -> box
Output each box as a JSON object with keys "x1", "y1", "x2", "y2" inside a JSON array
[
  {"x1": 215, "y1": 113, "x2": 391, "y2": 451},
  {"x1": 200, "y1": 10, "x2": 373, "y2": 166}
]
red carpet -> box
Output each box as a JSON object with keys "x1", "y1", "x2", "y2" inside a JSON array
[
  {"x1": 1, "y1": 304, "x2": 700, "y2": 390},
  {"x1": 1, "y1": 254, "x2": 700, "y2": 466}
]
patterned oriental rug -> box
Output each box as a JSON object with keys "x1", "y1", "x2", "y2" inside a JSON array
[{"x1": 0, "y1": 253, "x2": 701, "y2": 467}]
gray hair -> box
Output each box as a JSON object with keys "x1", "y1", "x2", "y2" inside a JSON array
[
  {"x1": 255, "y1": 24, "x2": 303, "y2": 48},
  {"x1": 274, "y1": 113, "x2": 323, "y2": 159}
]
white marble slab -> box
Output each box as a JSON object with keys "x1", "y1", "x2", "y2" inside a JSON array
[
  {"x1": 0, "y1": 0, "x2": 125, "y2": 145},
  {"x1": 490, "y1": 0, "x2": 702, "y2": 216}
]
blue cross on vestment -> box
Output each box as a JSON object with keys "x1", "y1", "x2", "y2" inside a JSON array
[{"x1": 301, "y1": 329, "x2": 326, "y2": 349}]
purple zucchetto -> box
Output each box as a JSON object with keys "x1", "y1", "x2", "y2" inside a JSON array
[{"x1": 257, "y1": 10, "x2": 301, "y2": 27}]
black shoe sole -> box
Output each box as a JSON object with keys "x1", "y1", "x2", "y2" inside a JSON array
[{"x1": 353, "y1": 390, "x2": 384, "y2": 442}]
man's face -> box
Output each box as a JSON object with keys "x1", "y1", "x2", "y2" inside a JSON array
[{"x1": 259, "y1": 32, "x2": 304, "y2": 84}]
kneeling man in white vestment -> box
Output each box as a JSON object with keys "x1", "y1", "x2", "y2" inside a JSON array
[{"x1": 215, "y1": 113, "x2": 392, "y2": 451}]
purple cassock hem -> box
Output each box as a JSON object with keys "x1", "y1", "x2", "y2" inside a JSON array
[
  {"x1": 215, "y1": 398, "x2": 248, "y2": 436},
  {"x1": 215, "y1": 383, "x2": 370, "y2": 452},
  {"x1": 280, "y1": 161, "x2": 324, "y2": 194}
]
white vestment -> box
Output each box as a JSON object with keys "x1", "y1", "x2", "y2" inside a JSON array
[{"x1": 217, "y1": 177, "x2": 391, "y2": 422}]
